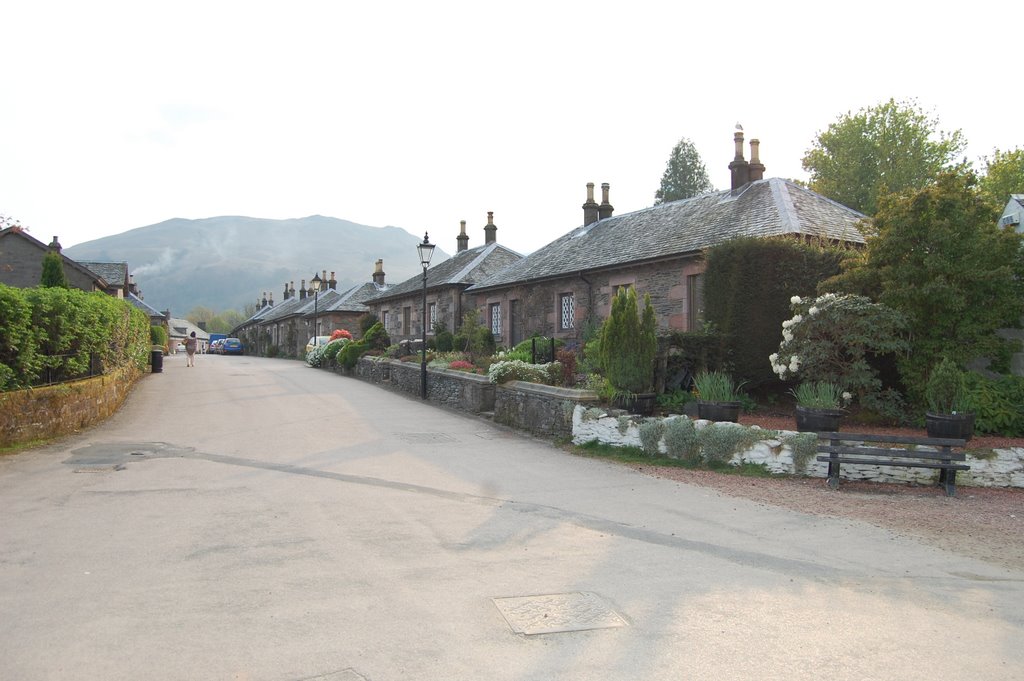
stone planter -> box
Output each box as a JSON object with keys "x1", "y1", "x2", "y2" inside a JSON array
[
  {"x1": 794, "y1": 405, "x2": 845, "y2": 433},
  {"x1": 697, "y1": 400, "x2": 741, "y2": 423},
  {"x1": 925, "y1": 412, "x2": 975, "y2": 441}
]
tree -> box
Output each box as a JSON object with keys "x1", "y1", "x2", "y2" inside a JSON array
[
  {"x1": 979, "y1": 147, "x2": 1024, "y2": 212},
  {"x1": 40, "y1": 251, "x2": 68, "y2": 288},
  {"x1": 802, "y1": 99, "x2": 966, "y2": 215},
  {"x1": 654, "y1": 137, "x2": 713, "y2": 204},
  {"x1": 827, "y1": 171, "x2": 1024, "y2": 402},
  {"x1": 598, "y1": 287, "x2": 656, "y2": 393}
]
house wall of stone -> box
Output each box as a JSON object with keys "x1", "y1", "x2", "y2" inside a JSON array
[
  {"x1": 371, "y1": 286, "x2": 464, "y2": 344},
  {"x1": 0, "y1": 236, "x2": 98, "y2": 292},
  {"x1": 464, "y1": 255, "x2": 706, "y2": 347}
]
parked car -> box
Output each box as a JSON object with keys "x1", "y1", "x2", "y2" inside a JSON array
[
  {"x1": 209, "y1": 339, "x2": 224, "y2": 354},
  {"x1": 305, "y1": 336, "x2": 332, "y2": 354},
  {"x1": 221, "y1": 338, "x2": 244, "y2": 355}
]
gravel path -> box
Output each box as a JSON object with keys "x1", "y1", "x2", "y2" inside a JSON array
[{"x1": 631, "y1": 464, "x2": 1023, "y2": 571}]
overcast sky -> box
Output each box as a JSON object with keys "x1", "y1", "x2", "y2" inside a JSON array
[{"x1": 1, "y1": 1, "x2": 1017, "y2": 258}]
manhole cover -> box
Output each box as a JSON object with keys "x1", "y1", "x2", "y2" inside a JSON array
[
  {"x1": 493, "y1": 592, "x2": 628, "y2": 635},
  {"x1": 396, "y1": 432, "x2": 457, "y2": 444}
]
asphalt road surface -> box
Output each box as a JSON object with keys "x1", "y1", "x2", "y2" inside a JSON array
[{"x1": 2, "y1": 355, "x2": 1022, "y2": 680}]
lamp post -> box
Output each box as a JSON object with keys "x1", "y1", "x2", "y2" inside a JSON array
[
  {"x1": 417, "y1": 232, "x2": 436, "y2": 399},
  {"x1": 310, "y1": 272, "x2": 322, "y2": 349}
]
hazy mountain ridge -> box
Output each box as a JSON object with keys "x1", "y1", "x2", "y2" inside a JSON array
[{"x1": 64, "y1": 215, "x2": 449, "y2": 315}]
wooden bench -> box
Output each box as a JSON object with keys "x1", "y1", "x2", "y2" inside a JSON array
[{"x1": 815, "y1": 432, "x2": 970, "y2": 496}]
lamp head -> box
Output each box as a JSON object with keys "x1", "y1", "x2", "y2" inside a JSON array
[
  {"x1": 417, "y1": 232, "x2": 436, "y2": 268},
  {"x1": 310, "y1": 272, "x2": 323, "y2": 293}
]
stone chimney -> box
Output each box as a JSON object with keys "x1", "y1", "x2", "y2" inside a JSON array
[
  {"x1": 599, "y1": 183, "x2": 614, "y2": 220},
  {"x1": 329, "y1": 271, "x2": 337, "y2": 290},
  {"x1": 261, "y1": 292, "x2": 268, "y2": 309},
  {"x1": 582, "y1": 183, "x2": 600, "y2": 226},
  {"x1": 268, "y1": 292, "x2": 273, "y2": 307},
  {"x1": 197, "y1": 321, "x2": 207, "y2": 331},
  {"x1": 283, "y1": 282, "x2": 290, "y2": 301},
  {"x1": 322, "y1": 271, "x2": 328, "y2": 289},
  {"x1": 373, "y1": 259, "x2": 386, "y2": 285},
  {"x1": 457, "y1": 220, "x2": 469, "y2": 252},
  {"x1": 484, "y1": 211, "x2": 497, "y2": 245},
  {"x1": 749, "y1": 138, "x2": 765, "y2": 182},
  {"x1": 299, "y1": 280, "x2": 307, "y2": 300},
  {"x1": 289, "y1": 281, "x2": 296, "y2": 299},
  {"x1": 729, "y1": 128, "x2": 750, "y2": 189},
  {"x1": 48, "y1": 236, "x2": 62, "y2": 253}
]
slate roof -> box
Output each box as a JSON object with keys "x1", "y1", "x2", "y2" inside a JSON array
[
  {"x1": 167, "y1": 317, "x2": 209, "y2": 341},
  {"x1": 80, "y1": 261, "x2": 127, "y2": 286},
  {"x1": 371, "y1": 243, "x2": 523, "y2": 302},
  {"x1": 0, "y1": 227, "x2": 111, "y2": 289},
  {"x1": 324, "y1": 282, "x2": 390, "y2": 313},
  {"x1": 127, "y1": 292, "x2": 162, "y2": 318},
  {"x1": 469, "y1": 178, "x2": 867, "y2": 291}
]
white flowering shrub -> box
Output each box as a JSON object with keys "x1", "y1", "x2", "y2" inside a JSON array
[
  {"x1": 487, "y1": 359, "x2": 558, "y2": 385},
  {"x1": 770, "y1": 293, "x2": 908, "y2": 401}
]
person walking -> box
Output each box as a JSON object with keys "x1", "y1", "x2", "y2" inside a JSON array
[{"x1": 184, "y1": 331, "x2": 198, "y2": 367}]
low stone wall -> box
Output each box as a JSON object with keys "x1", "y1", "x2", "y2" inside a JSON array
[
  {"x1": 572, "y1": 406, "x2": 1024, "y2": 489},
  {"x1": 344, "y1": 358, "x2": 600, "y2": 437},
  {"x1": 349, "y1": 357, "x2": 495, "y2": 413},
  {"x1": 0, "y1": 366, "x2": 142, "y2": 448},
  {"x1": 495, "y1": 381, "x2": 601, "y2": 439}
]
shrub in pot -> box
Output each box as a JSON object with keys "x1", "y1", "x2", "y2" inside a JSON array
[
  {"x1": 791, "y1": 381, "x2": 849, "y2": 432},
  {"x1": 693, "y1": 370, "x2": 744, "y2": 422},
  {"x1": 598, "y1": 288, "x2": 657, "y2": 415},
  {"x1": 924, "y1": 357, "x2": 974, "y2": 440}
]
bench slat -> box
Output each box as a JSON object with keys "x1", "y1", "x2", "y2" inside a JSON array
[
  {"x1": 817, "y1": 445, "x2": 966, "y2": 462},
  {"x1": 816, "y1": 431, "x2": 966, "y2": 447},
  {"x1": 815, "y1": 455, "x2": 969, "y2": 471}
]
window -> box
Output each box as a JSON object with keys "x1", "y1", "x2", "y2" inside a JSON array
[
  {"x1": 612, "y1": 283, "x2": 633, "y2": 297},
  {"x1": 560, "y1": 293, "x2": 575, "y2": 330},
  {"x1": 687, "y1": 273, "x2": 704, "y2": 331},
  {"x1": 489, "y1": 302, "x2": 502, "y2": 337},
  {"x1": 403, "y1": 307, "x2": 411, "y2": 335},
  {"x1": 382, "y1": 310, "x2": 389, "y2": 331},
  {"x1": 428, "y1": 302, "x2": 437, "y2": 333}
]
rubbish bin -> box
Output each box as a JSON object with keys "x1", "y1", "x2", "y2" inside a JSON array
[{"x1": 151, "y1": 348, "x2": 163, "y2": 373}]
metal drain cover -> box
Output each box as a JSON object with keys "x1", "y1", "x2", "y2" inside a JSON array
[{"x1": 493, "y1": 592, "x2": 628, "y2": 635}]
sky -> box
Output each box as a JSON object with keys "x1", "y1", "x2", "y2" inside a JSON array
[{"x1": 1, "y1": 0, "x2": 1018, "y2": 259}]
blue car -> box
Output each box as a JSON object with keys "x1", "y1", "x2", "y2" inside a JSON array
[{"x1": 221, "y1": 338, "x2": 244, "y2": 355}]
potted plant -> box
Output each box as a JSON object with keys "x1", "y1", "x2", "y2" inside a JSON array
[
  {"x1": 791, "y1": 381, "x2": 848, "y2": 432},
  {"x1": 693, "y1": 370, "x2": 744, "y2": 422},
  {"x1": 924, "y1": 358, "x2": 974, "y2": 441},
  {"x1": 598, "y1": 288, "x2": 658, "y2": 415}
]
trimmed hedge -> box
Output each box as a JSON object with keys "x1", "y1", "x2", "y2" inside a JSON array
[
  {"x1": 703, "y1": 237, "x2": 848, "y2": 388},
  {"x1": 0, "y1": 284, "x2": 149, "y2": 390}
]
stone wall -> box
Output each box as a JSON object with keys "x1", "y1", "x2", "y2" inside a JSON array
[
  {"x1": 572, "y1": 406, "x2": 1024, "y2": 488},
  {"x1": 345, "y1": 358, "x2": 600, "y2": 437},
  {"x1": 494, "y1": 381, "x2": 601, "y2": 439},
  {"x1": 0, "y1": 366, "x2": 142, "y2": 448},
  {"x1": 350, "y1": 357, "x2": 495, "y2": 413}
]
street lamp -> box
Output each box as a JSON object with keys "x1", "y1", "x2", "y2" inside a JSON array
[
  {"x1": 310, "y1": 272, "x2": 323, "y2": 349},
  {"x1": 417, "y1": 232, "x2": 436, "y2": 399}
]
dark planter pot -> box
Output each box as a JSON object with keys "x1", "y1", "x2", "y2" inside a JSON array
[
  {"x1": 925, "y1": 412, "x2": 975, "y2": 441},
  {"x1": 697, "y1": 400, "x2": 741, "y2": 423},
  {"x1": 795, "y1": 405, "x2": 845, "y2": 433},
  {"x1": 613, "y1": 392, "x2": 657, "y2": 416}
]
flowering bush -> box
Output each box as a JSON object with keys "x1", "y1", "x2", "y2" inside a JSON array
[
  {"x1": 770, "y1": 293, "x2": 907, "y2": 401},
  {"x1": 487, "y1": 359, "x2": 560, "y2": 385},
  {"x1": 448, "y1": 360, "x2": 476, "y2": 372},
  {"x1": 330, "y1": 329, "x2": 353, "y2": 341}
]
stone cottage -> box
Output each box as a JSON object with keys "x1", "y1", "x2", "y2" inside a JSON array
[
  {"x1": 463, "y1": 131, "x2": 868, "y2": 346},
  {"x1": 366, "y1": 214, "x2": 524, "y2": 344},
  {"x1": 0, "y1": 230, "x2": 110, "y2": 292}
]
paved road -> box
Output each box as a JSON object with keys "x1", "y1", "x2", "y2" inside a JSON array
[{"x1": 2, "y1": 355, "x2": 1022, "y2": 680}]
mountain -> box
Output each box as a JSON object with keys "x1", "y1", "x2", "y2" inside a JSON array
[{"x1": 64, "y1": 215, "x2": 449, "y2": 315}]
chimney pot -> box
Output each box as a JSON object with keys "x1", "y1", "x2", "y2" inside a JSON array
[
  {"x1": 729, "y1": 129, "x2": 751, "y2": 189},
  {"x1": 373, "y1": 259, "x2": 386, "y2": 285},
  {"x1": 599, "y1": 183, "x2": 614, "y2": 220},
  {"x1": 749, "y1": 139, "x2": 765, "y2": 182},
  {"x1": 457, "y1": 219, "x2": 469, "y2": 252},
  {"x1": 582, "y1": 182, "x2": 600, "y2": 226},
  {"x1": 484, "y1": 212, "x2": 497, "y2": 245}
]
